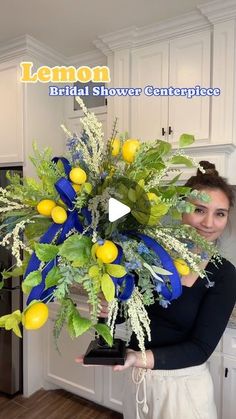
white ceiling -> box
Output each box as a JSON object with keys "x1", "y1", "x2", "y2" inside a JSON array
[{"x1": 0, "y1": 0, "x2": 211, "y2": 57}]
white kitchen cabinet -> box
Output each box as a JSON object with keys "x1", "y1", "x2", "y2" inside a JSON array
[
  {"x1": 221, "y1": 355, "x2": 236, "y2": 419},
  {"x1": 130, "y1": 31, "x2": 211, "y2": 144},
  {"x1": 131, "y1": 42, "x2": 169, "y2": 141},
  {"x1": 43, "y1": 297, "x2": 125, "y2": 413},
  {"x1": 0, "y1": 60, "x2": 24, "y2": 164},
  {"x1": 208, "y1": 351, "x2": 222, "y2": 418}
]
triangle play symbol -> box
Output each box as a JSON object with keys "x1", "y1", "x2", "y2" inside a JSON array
[{"x1": 108, "y1": 197, "x2": 131, "y2": 222}]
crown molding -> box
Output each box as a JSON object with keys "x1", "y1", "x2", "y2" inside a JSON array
[
  {"x1": 0, "y1": 34, "x2": 66, "y2": 65},
  {"x1": 95, "y1": 11, "x2": 210, "y2": 53},
  {"x1": 181, "y1": 143, "x2": 236, "y2": 155},
  {"x1": 95, "y1": 26, "x2": 137, "y2": 53},
  {"x1": 68, "y1": 48, "x2": 107, "y2": 66},
  {"x1": 198, "y1": 0, "x2": 236, "y2": 24}
]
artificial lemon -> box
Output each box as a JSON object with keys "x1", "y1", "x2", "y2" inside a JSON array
[
  {"x1": 37, "y1": 199, "x2": 56, "y2": 216},
  {"x1": 111, "y1": 138, "x2": 120, "y2": 156},
  {"x1": 24, "y1": 302, "x2": 49, "y2": 330},
  {"x1": 174, "y1": 258, "x2": 190, "y2": 276},
  {"x1": 122, "y1": 139, "x2": 140, "y2": 163},
  {"x1": 95, "y1": 240, "x2": 118, "y2": 264},
  {"x1": 69, "y1": 167, "x2": 87, "y2": 184},
  {"x1": 51, "y1": 206, "x2": 67, "y2": 224},
  {"x1": 72, "y1": 183, "x2": 81, "y2": 193}
]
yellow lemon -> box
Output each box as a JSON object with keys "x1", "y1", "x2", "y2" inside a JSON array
[
  {"x1": 174, "y1": 258, "x2": 190, "y2": 276},
  {"x1": 51, "y1": 206, "x2": 67, "y2": 224},
  {"x1": 24, "y1": 302, "x2": 49, "y2": 330},
  {"x1": 95, "y1": 240, "x2": 118, "y2": 264},
  {"x1": 69, "y1": 167, "x2": 87, "y2": 184},
  {"x1": 111, "y1": 138, "x2": 120, "y2": 156},
  {"x1": 37, "y1": 199, "x2": 56, "y2": 216},
  {"x1": 72, "y1": 183, "x2": 81, "y2": 193},
  {"x1": 122, "y1": 139, "x2": 140, "y2": 163}
]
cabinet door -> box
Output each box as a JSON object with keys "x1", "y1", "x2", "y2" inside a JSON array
[
  {"x1": 43, "y1": 303, "x2": 103, "y2": 404},
  {"x1": 222, "y1": 356, "x2": 236, "y2": 419},
  {"x1": 131, "y1": 42, "x2": 169, "y2": 140},
  {"x1": 208, "y1": 352, "x2": 222, "y2": 418},
  {"x1": 0, "y1": 61, "x2": 23, "y2": 163},
  {"x1": 102, "y1": 366, "x2": 127, "y2": 413},
  {"x1": 169, "y1": 31, "x2": 211, "y2": 145}
]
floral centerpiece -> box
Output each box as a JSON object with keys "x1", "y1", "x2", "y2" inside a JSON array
[{"x1": 0, "y1": 97, "x2": 220, "y2": 361}]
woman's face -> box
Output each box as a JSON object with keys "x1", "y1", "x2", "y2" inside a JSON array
[{"x1": 182, "y1": 188, "x2": 230, "y2": 242}]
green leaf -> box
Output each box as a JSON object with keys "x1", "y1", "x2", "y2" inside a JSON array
[
  {"x1": 0, "y1": 278, "x2": 3, "y2": 290},
  {"x1": 59, "y1": 234, "x2": 92, "y2": 265},
  {"x1": 151, "y1": 266, "x2": 173, "y2": 276},
  {"x1": 72, "y1": 312, "x2": 92, "y2": 337},
  {"x1": 170, "y1": 155, "x2": 194, "y2": 168},
  {"x1": 128, "y1": 188, "x2": 136, "y2": 203},
  {"x1": 143, "y1": 262, "x2": 164, "y2": 281},
  {"x1": 2, "y1": 265, "x2": 25, "y2": 279},
  {"x1": 67, "y1": 314, "x2": 76, "y2": 338},
  {"x1": 101, "y1": 273, "x2": 115, "y2": 302},
  {"x1": 35, "y1": 243, "x2": 59, "y2": 262},
  {"x1": 21, "y1": 282, "x2": 32, "y2": 295},
  {"x1": 23, "y1": 271, "x2": 42, "y2": 287},
  {"x1": 45, "y1": 266, "x2": 62, "y2": 290},
  {"x1": 167, "y1": 173, "x2": 182, "y2": 185},
  {"x1": 25, "y1": 217, "x2": 51, "y2": 240},
  {"x1": 157, "y1": 140, "x2": 172, "y2": 156},
  {"x1": 94, "y1": 323, "x2": 113, "y2": 347},
  {"x1": 0, "y1": 313, "x2": 11, "y2": 326},
  {"x1": 0, "y1": 310, "x2": 23, "y2": 337},
  {"x1": 179, "y1": 133, "x2": 195, "y2": 148},
  {"x1": 88, "y1": 265, "x2": 100, "y2": 278},
  {"x1": 106, "y1": 264, "x2": 126, "y2": 278}
]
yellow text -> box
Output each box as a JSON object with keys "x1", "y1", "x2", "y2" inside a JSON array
[{"x1": 20, "y1": 62, "x2": 110, "y2": 83}]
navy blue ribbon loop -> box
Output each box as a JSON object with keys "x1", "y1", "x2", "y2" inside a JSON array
[
  {"x1": 52, "y1": 157, "x2": 71, "y2": 177},
  {"x1": 136, "y1": 233, "x2": 182, "y2": 301},
  {"x1": 25, "y1": 158, "x2": 84, "y2": 305},
  {"x1": 111, "y1": 245, "x2": 135, "y2": 301}
]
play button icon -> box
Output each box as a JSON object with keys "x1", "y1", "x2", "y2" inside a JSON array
[{"x1": 109, "y1": 198, "x2": 131, "y2": 222}]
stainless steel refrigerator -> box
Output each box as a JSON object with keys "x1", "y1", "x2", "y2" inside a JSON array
[{"x1": 0, "y1": 166, "x2": 23, "y2": 395}]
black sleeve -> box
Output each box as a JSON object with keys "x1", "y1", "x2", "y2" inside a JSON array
[{"x1": 152, "y1": 262, "x2": 236, "y2": 370}]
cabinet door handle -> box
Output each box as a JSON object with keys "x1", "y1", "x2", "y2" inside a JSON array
[
  {"x1": 162, "y1": 128, "x2": 166, "y2": 136},
  {"x1": 168, "y1": 126, "x2": 173, "y2": 135},
  {"x1": 224, "y1": 367, "x2": 229, "y2": 378}
]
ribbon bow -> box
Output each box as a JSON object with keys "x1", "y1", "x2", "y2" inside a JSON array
[{"x1": 25, "y1": 158, "x2": 84, "y2": 305}]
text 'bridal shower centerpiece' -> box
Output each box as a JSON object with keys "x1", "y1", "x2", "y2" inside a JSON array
[{"x1": 0, "y1": 97, "x2": 219, "y2": 365}]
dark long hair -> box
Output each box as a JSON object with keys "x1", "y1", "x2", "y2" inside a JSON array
[{"x1": 185, "y1": 160, "x2": 235, "y2": 208}]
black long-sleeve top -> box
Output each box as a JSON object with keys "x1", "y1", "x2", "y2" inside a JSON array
[{"x1": 128, "y1": 258, "x2": 236, "y2": 370}]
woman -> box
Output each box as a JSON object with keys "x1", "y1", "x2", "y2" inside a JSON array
[{"x1": 76, "y1": 161, "x2": 236, "y2": 419}]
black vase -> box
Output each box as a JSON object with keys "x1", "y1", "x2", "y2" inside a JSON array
[{"x1": 83, "y1": 318, "x2": 126, "y2": 366}]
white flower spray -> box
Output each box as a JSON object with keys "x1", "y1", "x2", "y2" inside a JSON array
[
  {"x1": 0, "y1": 219, "x2": 34, "y2": 266},
  {"x1": 0, "y1": 187, "x2": 28, "y2": 212},
  {"x1": 107, "y1": 298, "x2": 119, "y2": 338},
  {"x1": 126, "y1": 288, "x2": 151, "y2": 365}
]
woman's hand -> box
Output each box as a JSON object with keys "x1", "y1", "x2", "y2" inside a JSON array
[{"x1": 75, "y1": 349, "x2": 155, "y2": 370}]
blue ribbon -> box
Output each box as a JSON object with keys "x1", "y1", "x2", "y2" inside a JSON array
[
  {"x1": 111, "y1": 246, "x2": 135, "y2": 301},
  {"x1": 136, "y1": 233, "x2": 182, "y2": 301},
  {"x1": 25, "y1": 159, "x2": 84, "y2": 305}
]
